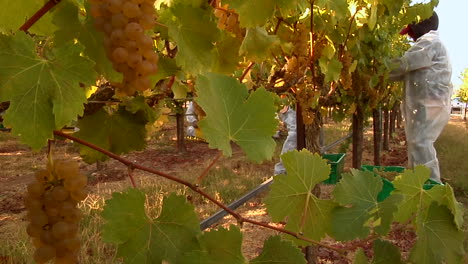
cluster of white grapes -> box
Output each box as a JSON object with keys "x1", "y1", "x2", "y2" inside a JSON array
[
  {"x1": 90, "y1": 0, "x2": 158, "y2": 95},
  {"x1": 25, "y1": 160, "x2": 88, "y2": 264}
]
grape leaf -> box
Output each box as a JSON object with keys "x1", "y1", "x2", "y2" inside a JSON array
[
  {"x1": 392, "y1": 166, "x2": 440, "y2": 223},
  {"x1": 429, "y1": 184, "x2": 464, "y2": 230},
  {"x1": 316, "y1": 0, "x2": 349, "y2": 18},
  {"x1": 251, "y1": 235, "x2": 306, "y2": 264},
  {"x1": 0, "y1": 32, "x2": 96, "y2": 150},
  {"x1": 212, "y1": 33, "x2": 242, "y2": 74},
  {"x1": 239, "y1": 27, "x2": 280, "y2": 62},
  {"x1": 353, "y1": 248, "x2": 369, "y2": 264},
  {"x1": 160, "y1": 4, "x2": 220, "y2": 74},
  {"x1": 152, "y1": 56, "x2": 180, "y2": 83},
  {"x1": 319, "y1": 57, "x2": 343, "y2": 83},
  {"x1": 373, "y1": 239, "x2": 404, "y2": 264},
  {"x1": 373, "y1": 194, "x2": 404, "y2": 235},
  {"x1": 75, "y1": 107, "x2": 147, "y2": 163},
  {"x1": 180, "y1": 225, "x2": 245, "y2": 264},
  {"x1": 0, "y1": 0, "x2": 57, "y2": 35},
  {"x1": 409, "y1": 203, "x2": 465, "y2": 264},
  {"x1": 265, "y1": 150, "x2": 336, "y2": 244},
  {"x1": 382, "y1": 0, "x2": 404, "y2": 16},
  {"x1": 52, "y1": 1, "x2": 120, "y2": 81},
  {"x1": 102, "y1": 189, "x2": 201, "y2": 264},
  {"x1": 123, "y1": 96, "x2": 158, "y2": 124},
  {"x1": 224, "y1": 0, "x2": 276, "y2": 27},
  {"x1": 195, "y1": 73, "x2": 278, "y2": 162},
  {"x1": 330, "y1": 170, "x2": 382, "y2": 241}
]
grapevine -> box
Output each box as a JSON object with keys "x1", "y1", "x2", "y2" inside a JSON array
[
  {"x1": 90, "y1": 0, "x2": 159, "y2": 95},
  {"x1": 25, "y1": 159, "x2": 87, "y2": 264}
]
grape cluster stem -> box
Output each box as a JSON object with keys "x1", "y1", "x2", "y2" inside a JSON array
[{"x1": 52, "y1": 130, "x2": 348, "y2": 257}]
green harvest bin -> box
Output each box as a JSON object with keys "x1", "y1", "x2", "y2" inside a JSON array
[
  {"x1": 361, "y1": 165, "x2": 442, "y2": 202},
  {"x1": 322, "y1": 153, "x2": 346, "y2": 184}
]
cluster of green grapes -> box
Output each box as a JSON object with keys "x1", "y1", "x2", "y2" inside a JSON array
[
  {"x1": 292, "y1": 23, "x2": 309, "y2": 58},
  {"x1": 213, "y1": 3, "x2": 242, "y2": 37},
  {"x1": 90, "y1": 0, "x2": 158, "y2": 95},
  {"x1": 25, "y1": 160, "x2": 88, "y2": 264},
  {"x1": 340, "y1": 51, "x2": 354, "y2": 91}
]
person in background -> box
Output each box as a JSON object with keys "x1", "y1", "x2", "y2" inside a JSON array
[
  {"x1": 390, "y1": 12, "x2": 452, "y2": 183},
  {"x1": 274, "y1": 106, "x2": 297, "y2": 175}
]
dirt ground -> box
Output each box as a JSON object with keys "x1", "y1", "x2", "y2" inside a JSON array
[{"x1": 0, "y1": 116, "x2": 465, "y2": 262}]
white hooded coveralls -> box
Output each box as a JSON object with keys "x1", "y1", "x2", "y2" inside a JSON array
[{"x1": 390, "y1": 30, "x2": 452, "y2": 183}]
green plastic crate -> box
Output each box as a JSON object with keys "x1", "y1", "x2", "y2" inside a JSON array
[
  {"x1": 322, "y1": 153, "x2": 346, "y2": 184},
  {"x1": 361, "y1": 165, "x2": 442, "y2": 202}
]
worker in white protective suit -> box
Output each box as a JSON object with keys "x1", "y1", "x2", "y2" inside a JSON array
[
  {"x1": 185, "y1": 101, "x2": 197, "y2": 137},
  {"x1": 390, "y1": 12, "x2": 452, "y2": 183},
  {"x1": 274, "y1": 106, "x2": 297, "y2": 175}
]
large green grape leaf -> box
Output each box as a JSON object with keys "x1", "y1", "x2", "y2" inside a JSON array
[
  {"x1": 265, "y1": 150, "x2": 336, "y2": 244},
  {"x1": 102, "y1": 189, "x2": 201, "y2": 264},
  {"x1": 392, "y1": 166, "x2": 440, "y2": 223},
  {"x1": 212, "y1": 33, "x2": 242, "y2": 74},
  {"x1": 53, "y1": 1, "x2": 120, "y2": 81},
  {"x1": 195, "y1": 73, "x2": 278, "y2": 162},
  {"x1": 250, "y1": 235, "x2": 306, "y2": 264},
  {"x1": 180, "y1": 225, "x2": 245, "y2": 264},
  {"x1": 330, "y1": 170, "x2": 382, "y2": 241},
  {"x1": 373, "y1": 239, "x2": 404, "y2": 264},
  {"x1": 409, "y1": 203, "x2": 465, "y2": 264},
  {"x1": 75, "y1": 107, "x2": 147, "y2": 163},
  {"x1": 429, "y1": 184, "x2": 464, "y2": 230},
  {"x1": 0, "y1": 32, "x2": 96, "y2": 150},
  {"x1": 0, "y1": 0, "x2": 57, "y2": 35},
  {"x1": 239, "y1": 27, "x2": 280, "y2": 62},
  {"x1": 160, "y1": 4, "x2": 220, "y2": 74}
]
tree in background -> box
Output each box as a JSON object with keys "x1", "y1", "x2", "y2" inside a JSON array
[{"x1": 457, "y1": 68, "x2": 468, "y2": 120}]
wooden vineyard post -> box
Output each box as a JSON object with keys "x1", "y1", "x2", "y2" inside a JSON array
[
  {"x1": 352, "y1": 106, "x2": 364, "y2": 169},
  {"x1": 372, "y1": 108, "x2": 382, "y2": 166}
]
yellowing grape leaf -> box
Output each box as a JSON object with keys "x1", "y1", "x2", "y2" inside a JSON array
[
  {"x1": 75, "y1": 108, "x2": 147, "y2": 163},
  {"x1": 160, "y1": 4, "x2": 220, "y2": 74},
  {"x1": 0, "y1": 32, "x2": 96, "y2": 150},
  {"x1": 373, "y1": 239, "x2": 404, "y2": 264},
  {"x1": 330, "y1": 170, "x2": 382, "y2": 241},
  {"x1": 53, "y1": 1, "x2": 120, "y2": 81},
  {"x1": 0, "y1": 0, "x2": 57, "y2": 35},
  {"x1": 102, "y1": 189, "x2": 201, "y2": 264},
  {"x1": 392, "y1": 166, "x2": 438, "y2": 223},
  {"x1": 180, "y1": 225, "x2": 245, "y2": 264},
  {"x1": 195, "y1": 73, "x2": 278, "y2": 162},
  {"x1": 409, "y1": 203, "x2": 465, "y2": 264},
  {"x1": 251, "y1": 235, "x2": 306, "y2": 264},
  {"x1": 265, "y1": 150, "x2": 336, "y2": 244},
  {"x1": 240, "y1": 27, "x2": 280, "y2": 62}
]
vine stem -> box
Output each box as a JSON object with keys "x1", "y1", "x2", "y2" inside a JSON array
[
  {"x1": 196, "y1": 151, "x2": 222, "y2": 183},
  {"x1": 127, "y1": 166, "x2": 137, "y2": 188},
  {"x1": 52, "y1": 130, "x2": 347, "y2": 255},
  {"x1": 239, "y1": 62, "x2": 255, "y2": 83},
  {"x1": 20, "y1": 0, "x2": 62, "y2": 32}
]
